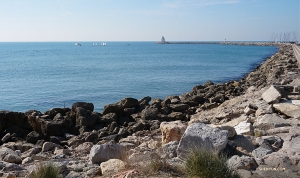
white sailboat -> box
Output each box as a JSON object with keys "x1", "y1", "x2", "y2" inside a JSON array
[{"x1": 101, "y1": 42, "x2": 106, "y2": 46}]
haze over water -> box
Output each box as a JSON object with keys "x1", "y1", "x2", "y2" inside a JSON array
[{"x1": 0, "y1": 42, "x2": 277, "y2": 112}]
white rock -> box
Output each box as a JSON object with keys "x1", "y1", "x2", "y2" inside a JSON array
[
  {"x1": 234, "y1": 121, "x2": 254, "y2": 135},
  {"x1": 261, "y1": 85, "x2": 281, "y2": 104},
  {"x1": 89, "y1": 143, "x2": 125, "y2": 164}
]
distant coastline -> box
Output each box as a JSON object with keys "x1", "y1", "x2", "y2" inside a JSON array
[{"x1": 156, "y1": 41, "x2": 280, "y2": 46}]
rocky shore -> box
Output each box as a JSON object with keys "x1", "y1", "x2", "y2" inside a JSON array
[{"x1": 0, "y1": 44, "x2": 299, "y2": 177}]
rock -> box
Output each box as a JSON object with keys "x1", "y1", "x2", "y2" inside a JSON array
[
  {"x1": 177, "y1": 123, "x2": 228, "y2": 159},
  {"x1": 168, "y1": 112, "x2": 184, "y2": 121},
  {"x1": 42, "y1": 142, "x2": 63, "y2": 152},
  {"x1": 76, "y1": 142, "x2": 94, "y2": 153},
  {"x1": 161, "y1": 141, "x2": 178, "y2": 159},
  {"x1": 160, "y1": 121, "x2": 187, "y2": 145},
  {"x1": 227, "y1": 155, "x2": 258, "y2": 170},
  {"x1": 54, "y1": 148, "x2": 71, "y2": 155},
  {"x1": 89, "y1": 142, "x2": 125, "y2": 164},
  {"x1": 102, "y1": 103, "x2": 123, "y2": 115},
  {"x1": 254, "y1": 114, "x2": 291, "y2": 130},
  {"x1": 0, "y1": 147, "x2": 22, "y2": 164},
  {"x1": 40, "y1": 116, "x2": 73, "y2": 136},
  {"x1": 1, "y1": 133, "x2": 11, "y2": 143},
  {"x1": 141, "y1": 107, "x2": 158, "y2": 120},
  {"x1": 234, "y1": 121, "x2": 254, "y2": 135},
  {"x1": 252, "y1": 146, "x2": 273, "y2": 161},
  {"x1": 75, "y1": 108, "x2": 98, "y2": 128},
  {"x1": 139, "y1": 96, "x2": 151, "y2": 105},
  {"x1": 26, "y1": 131, "x2": 44, "y2": 144},
  {"x1": 255, "y1": 135, "x2": 283, "y2": 151},
  {"x1": 168, "y1": 104, "x2": 189, "y2": 112},
  {"x1": 273, "y1": 103, "x2": 300, "y2": 119},
  {"x1": 67, "y1": 136, "x2": 84, "y2": 147},
  {"x1": 21, "y1": 147, "x2": 40, "y2": 159},
  {"x1": 100, "y1": 159, "x2": 127, "y2": 175},
  {"x1": 231, "y1": 135, "x2": 256, "y2": 153},
  {"x1": 100, "y1": 113, "x2": 117, "y2": 123},
  {"x1": 22, "y1": 157, "x2": 33, "y2": 164},
  {"x1": 217, "y1": 126, "x2": 237, "y2": 139},
  {"x1": 72, "y1": 102, "x2": 94, "y2": 112},
  {"x1": 261, "y1": 85, "x2": 281, "y2": 104},
  {"x1": 118, "y1": 98, "x2": 139, "y2": 109},
  {"x1": 244, "y1": 104, "x2": 257, "y2": 115}
]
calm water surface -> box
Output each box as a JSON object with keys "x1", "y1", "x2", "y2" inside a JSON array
[{"x1": 0, "y1": 42, "x2": 277, "y2": 112}]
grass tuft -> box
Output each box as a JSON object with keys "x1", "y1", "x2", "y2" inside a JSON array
[
  {"x1": 28, "y1": 162, "x2": 60, "y2": 178},
  {"x1": 184, "y1": 148, "x2": 241, "y2": 178}
]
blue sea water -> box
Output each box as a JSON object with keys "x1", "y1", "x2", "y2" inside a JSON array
[{"x1": 0, "y1": 42, "x2": 277, "y2": 113}]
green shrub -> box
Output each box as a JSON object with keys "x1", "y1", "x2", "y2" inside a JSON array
[
  {"x1": 183, "y1": 148, "x2": 241, "y2": 178},
  {"x1": 28, "y1": 162, "x2": 60, "y2": 178}
]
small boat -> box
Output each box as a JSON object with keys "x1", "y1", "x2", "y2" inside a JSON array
[
  {"x1": 75, "y1": 43, "x2": 81, "y2": 46},
  {"x1": 101, "y1": 42, "x2": 106, "y2": 46}
]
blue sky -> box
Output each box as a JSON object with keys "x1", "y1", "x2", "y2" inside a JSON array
[{"x1": 0, "y1": 0, "x2": 299, "y2": 42}]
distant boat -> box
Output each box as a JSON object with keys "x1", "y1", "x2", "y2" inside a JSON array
[
  {"x1": 101, "y1": 42, "x2": 106, "y2": 46},
  {"x1": 93, "y1": 43, "x2": 98, "y2": 46},
  {"x1": 75, "y1": 43, "x2": 81, "y2": 46}
]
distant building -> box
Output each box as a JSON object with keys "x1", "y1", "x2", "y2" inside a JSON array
[{"x1": 161, "y1": 36, "x2": 165, "y2": 42}]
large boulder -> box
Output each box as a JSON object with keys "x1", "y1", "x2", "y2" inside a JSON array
[
  {"x1": 160, "y1": 121, "x2": 187, "y2": 145},
  {"x1": 141, "y1": 107, "x2": 158, "y2": 120},
  {"x1": 0, "y1": 147, "x2": 22, "y2": 164},
  {"x1": 75, "y1": 108, "x2": 98, "y2": 128},
  {"x1": 273, "y1": 103, "x2": 300, "y2": 120},
  {"x1": 177, "y1": 123, "x2": 228, "y2": 159},
  {"x1": 89, "y1": 142, "x2": 125, "y2": 164},
  {"x1": 118, "y1": 98, "x2": 139, "y2": 109},
  {"x1": 72, "y1": 102, "x2": 94, "y2": 112},
  {"x1": 40, "y1": 116, "x2": 73, "y2": 136},
  {"x1": 261, "y1": 85, "x2": 281, "y2": 104},
  {"x1": 254, "y1": 114, "x2": 290, "y2": 130}
]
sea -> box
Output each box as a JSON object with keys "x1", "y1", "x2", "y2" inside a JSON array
[{"x1": 0, "y1": 42, "x2": 277, "y2": 113}]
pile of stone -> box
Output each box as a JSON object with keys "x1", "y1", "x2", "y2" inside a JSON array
[{"x1": 0, "y1": 44, "x2": 299, "y2": 177}]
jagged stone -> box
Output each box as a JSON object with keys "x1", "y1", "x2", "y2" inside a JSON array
[
  {"x1": 160, "y1": 120, "x2": 187, "y2": 145},
  {"x1": 261, "y1": 85, "x2": 281, "y2": 104},
  {"x1": 177, "y1": 123, "x2": 228, "y2": 159}
]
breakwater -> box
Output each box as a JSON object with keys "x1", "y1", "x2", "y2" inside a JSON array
[
  {"x1": 156, "y1": 41, "x2": 280, "y2": 46},
  {"x1": 0, "y1": 44, "x2": 299, "y2": 177}
]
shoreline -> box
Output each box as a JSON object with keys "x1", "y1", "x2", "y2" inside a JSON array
[
  {"x1": 0, "y1": 43, "x2": 299, "y2": 177},
  {"x1": 156, "y1": 41, "x2": 280, "y2": 46}
]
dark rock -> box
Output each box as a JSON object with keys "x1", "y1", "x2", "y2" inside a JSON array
[
  {"x1": 99, "y1": 113, "x2": 117, "y2": 124},
  {"x1": 220, "y1": 140, "x2": 237, "y2": 157},
  {"x1": 117, "y1": 116, "x2": 132, "y2": 126},
  {"x1": 45, "y1": 108, "x2": 71, "y2": 119},
  {"x1": 124, "y1": 108, "x2": 136, "y2": 116},
  {"x1": 75, "y1": 108, "x2": 98, "y2": 128},
  {"x1": 40, "y1": 116, "x2": 73, "y2": 136},
  {"x1": 203, "y1": 81, "x2": 214, "y2": 87},
  {"x1": 168, "y1": 112, "x2": 184, "y2": 121},
  {"x1": 85, "y1": 132, "x2": 98, "y2": 143},
  {"x1": 108, "y1": 121, "x2": 119, "y2": 133},
  {"x1": 139, "y1": 96, "x2": 151, "y2": 105},
  {"x1": 169, "y1": 104, "x2": 189, "y2": 112},
  {"x1": 102, "y1": 103, "x2": 123, "y2": 115},
  {"x1": 79, "y1": 126, "x2": 90, "y2": 135},
  {"x1": 26, "y1": 131, "x2": 44, "y2": 144},
  {"x1": 49, "y1": 136, "x2": 62, "y2": 145},
  {"x1": 72, "y1": 102, "x2": 94, "y2": 112},
  {"x1": 118, "y1": 98, "x2": 139, "y2": 109},
  {"x1": 141, "y1": 107, "x2": 158, "y2": 120},
  {"x1": 192, "y1": 85, "x2": 205, "y2": 92},
  {"x1": 161, "y1": 99, "x2": 171, "y2": 108},
  {"x1": 160, "y1": 107, "x2": 170, "y2": 115}
]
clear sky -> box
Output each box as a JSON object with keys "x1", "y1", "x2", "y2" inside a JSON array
[{"x1": 0, "y1": 0, "x2": 299, "y2": 42}]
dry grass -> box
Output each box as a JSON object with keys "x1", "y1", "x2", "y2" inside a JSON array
[
  {"x1": 183, "y1": 148, "x2": 241, "y2": 178},
  {"x1": 28, "y1": 162, "x2": 60, "y2": 178}
]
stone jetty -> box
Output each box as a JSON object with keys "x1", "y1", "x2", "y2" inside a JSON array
[{"x1": 0, "y1": 44, "x2": 299, "y2": 177}]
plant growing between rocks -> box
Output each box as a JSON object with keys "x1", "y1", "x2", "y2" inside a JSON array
[
  {"x1": 28, "y1": 162, "x2": 60, "y2": 178},
  {"x1": 183, "y1": 148, "x2": 241, "y2": 178}
]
